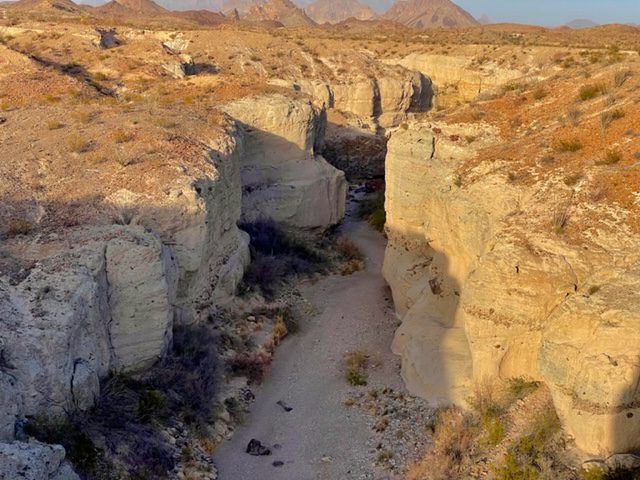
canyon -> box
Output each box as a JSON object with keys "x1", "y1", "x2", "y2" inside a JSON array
[{"x1": 0, "y1": 2, "x2": 640, "y2": 479}]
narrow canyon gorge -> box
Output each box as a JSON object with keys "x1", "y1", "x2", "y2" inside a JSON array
[{"x1": 1, "y1": 6, "x2": 640, "y2": 479}]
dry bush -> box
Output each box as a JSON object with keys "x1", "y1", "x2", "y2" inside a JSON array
[
  {"x1": 600, "y1": 109, "x2": 625, "y2": 130},
  {"x1": 406, "y1": 408, "x2": 473, "y2": 480},
  {"x1": 7, "y1": 218, "x2": 33, "y2": 237},
  {"x1": 109, "y1": 129, "x2": 133, "y2": 143},
  {"x1": 46, "y1": 119, "x2": 63, "y2": 130},
  {"x1": 67, "y1": 134, "x2": 92, "y2": 153},
  {"x1": 344, "y1": 350, "x2": 368, "y2": 386},
  {"x1": 596, "y1": 149, "x2": 623, "y2": 166},
  {"x1": 613, "y1": 70, "x2": 633, "y2": 88},
  {"x1": 566, "y1": 107, "x2": 582, "y2": 126},
  {"x1": 263, "y1": 315, "x2": 288, "y2": 352},
  {"x1": 555, "y1": 139, "x2": 583, "y2": 152},
  {"x1": 579, "y1": 83, "x2": 607, "y2": 101}
]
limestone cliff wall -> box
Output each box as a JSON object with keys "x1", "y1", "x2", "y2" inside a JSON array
[
  {"x1": 386, "y1": 53, "x2": 524, "y2": 105},
  {"x1": 222, "y1": 93, "x2": 347, "y2": 227},
  {"x1": 0, "y1": 124, "x2": 251, "y2": 442},
  {"x1": 383, "y1": 124, "x2": 640, "y2": 456}
]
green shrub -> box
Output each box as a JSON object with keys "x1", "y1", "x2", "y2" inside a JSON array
[
  {"x1": 508, "y1": 378, "x2": 540, "y2": 400},
  {"x1": 345, "y1": 350, "x2": 368, "y2": 386},
  {"x1": 556, "y1": 139, "x2": 583, "y2": 152},
  {"x1": 579, "y1": 84, "x2": 607, "y2": 101}
]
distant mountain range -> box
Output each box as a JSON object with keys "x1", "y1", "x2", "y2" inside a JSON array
[
  {"x1": 564, "y1": 18, "x2": 598, "y2": 29},
  {"x1": 382, "y1": 0, "x2": 478, "y2": 28}
]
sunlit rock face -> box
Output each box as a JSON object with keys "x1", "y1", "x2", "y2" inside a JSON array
[{"x1": 383, "y1": 123, "x2": 640, "y2": 456}]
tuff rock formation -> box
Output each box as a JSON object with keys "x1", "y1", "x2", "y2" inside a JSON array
[
  {"x1": 383, "y1": 123, "x2": 640, "y2": 457},
  {"x1": 222, "y1": 93, "x2": 347, "y2": 227},
  {"x1": 382, "y1": 0, "x2": 478, "y2": 29}
]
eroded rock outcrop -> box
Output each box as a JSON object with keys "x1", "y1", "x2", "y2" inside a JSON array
[
  {"x1": 0, "y1": 442, "x2": 79, "y2": 480},
  {"x1": 0, "y1": 226, "x2": 176, "y2": 438},
  {"x1": 383, "y1": 123, "x2": 640, "y2": 456},
  {"x1": 387, "y1": 53, "x2": 524, "y2": 104},
  {"x1": 222, "y1": 93, "x2": 347, "y2": 227}
]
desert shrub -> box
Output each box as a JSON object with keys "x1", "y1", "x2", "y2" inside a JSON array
[
  {"x1": 566, "y1": 108, "x2": 582, "y2": 126},
  {"x1": 406, "y1": 407, "x2": 473, "y2": 480},
  {"x1": 613, "y1": 70, "x2": 633, "y2": 88},
  {"x1": 110, "y1": 129, "x2": 133, "y2": 143},
  {"x1": 555, "y1": 139, "x2": 582, "y2": 152},
  {"x1": 508, "y1": 378, "x2": 540, "y2": 400},
  {"x1": 596, "y1": 149, "x2": 623, "y2": 166},
  {"x1": 239, "y1": 219, "x2": 326, "y2": 298},
  {"x1": 358, "y1": 191, "x2": 386, "y2": 232},
  {"x1": 46, "y1": 119, "x2": 63, "y2": 130},
  {"x1": 532, "y1": 87, "x2": 547, "y2": 101},
  {"x1": 600, "y1": 109, "x2": 625, "y2": 130},
  {"x1": 491, "y1": 408, "x2": 561, "y2": 480},
  {"x1": 227, "y1": 351, "x2": 271, "y2": 384},
  {"x1": 7, "y1": 218, "x2": 32, "y2": 236},
  {"x1": 67, "y1": 134, "x2": 92, "y2": 153},
  {"x1": 579, "y1": 84, "x2": 607, "y2": 101},
  {"x1": 345, "y1": 350, "x2": 368, "y2": 386}
]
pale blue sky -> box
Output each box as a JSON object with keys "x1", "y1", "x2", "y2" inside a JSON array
[{"x1": 453, "y1": 0, "x2": 640, "y2": 26}]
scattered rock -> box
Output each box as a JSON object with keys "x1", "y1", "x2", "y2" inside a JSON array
[
  {"x1": 0, "y1": 117, "x2": 6, "y2": 125},
  {"x1": 276, "y1": 400, "x2": 293, "y2": 412},
  {"x1": 272, "y1": 460, "x2": 284, "y2": 467},
  {"x1": 95, "y1": 28, "x2": 121, "y2": 49},
  {"x1": 246, "y1": 439, "x2": 271, "y2": 456},
  {"x1": 606, "y1": 453, "x2": 640, "y2": 471}
]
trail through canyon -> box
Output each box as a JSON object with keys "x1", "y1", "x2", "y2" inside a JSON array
[{"x1": 214, "y1": 196, "x2": 417, "y2": 480}]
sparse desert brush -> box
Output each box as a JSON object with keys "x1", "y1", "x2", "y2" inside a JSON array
[
  {"x1": 596, "y1": 149, "x2": 623, "y2": 166},
  {"x1": 579, "y1": 83, "x2": 607, "y2": 101},
  {"x1": 508, "y1": 378, "x2": 540, "y2": 400},
  {"x1": 566, "y1": 107, "x2": 582, "y2": 126},
  {"x1": 406, "y1": 407, "x2": 473, "y2": 480},
  {"x1": 67, "y1": 134, "x2": 91, "y2": 153},
  {"x1": 263, "y1": 315, "x2": 288, "y2": 352},
  {"x1": 46, "y1": 119, "x2": 63, "y2": 130},
  {"x1": 71, "y1": 110, "x2": 91, "y2": 124},
  {"x1": 345, "y1": 349, "x2": 368, "y2": 386},
  {"x1": 491, "y1": 407, "x2": 562, "y2": 480},
  {"x1": 227, "y1": 350, "x2": 271, "y2": 384},
  {"x1": 109, "y1": 129, "x2": 133, "y2": 143},
  {"x1": 553, "y1": 202, "x2": 570, "y2": 235},
  {"x1": 7, "y1": 218, "x2": 33, "y2": 237},
  {"x1": 555, "y1": 139, "x2": 583, "y2": 152},
  {"x1": 600, "y1": 109, "x2": 625, "y2": 130},
  {"x1": 613, "y1": 70, "x2": 633, "y2": 87},
  {"x1": 532, "y1": 86, "x2": 547, "y2": 101}
]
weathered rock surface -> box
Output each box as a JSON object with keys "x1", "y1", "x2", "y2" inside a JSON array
[
  {"x1": 382, "y1": 0, "x2": 478, "y2": 28},
  {"x1": 0, "y1": 442, "x2": 79, "y2": 480},
  {"x1": 0, "y1": 227, "x2": 176, "y2": 438},
  {"x1": 387, "y1": 53, "x2": 524, "y2": 104},
  {"x1": 383, "y1": 123, "x2": 640, "y2": 456},
  {"x1": 222, "y1": 93, "x2": 347, "y2": 228},
  {"x1": 0, "y1": 116, "x2": 250, "y2": 441}
]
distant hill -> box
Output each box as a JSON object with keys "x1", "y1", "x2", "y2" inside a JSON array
[
  {"x1": 243, "y1": 0, "x2": 315, "y2": 27},
  {"x1": 94, "y1": 0, "x2": 166, "y2": 15},
  {"x1": 382, "y1": 0, "x2": 478, "y2": 29},
  {"x1": 155, "y1": 0, "x2": 222, "y2": 10},
  {"x1": 8, "y1": 0, "x2": 82, "y2": 13},
  {"x1": 564, "y1": 18, "x2": 598, "y2": 29},
  {"x1": 305, "y1": 0, "x2": 376, "y2": 24}
]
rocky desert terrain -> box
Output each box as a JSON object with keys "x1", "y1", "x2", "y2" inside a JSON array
[{"x1": 0, "y1": 0, "x2": 640, "y2": 479}]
